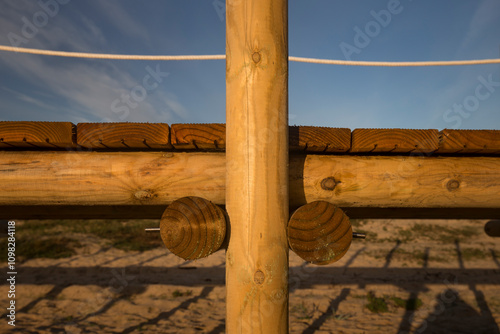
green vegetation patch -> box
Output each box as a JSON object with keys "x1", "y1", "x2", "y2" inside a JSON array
[
  {"x1": 390, "y1": 296, "x2": 423, "y2": 311},
  {"x1": 66, "y1": 219, "x2": 163, "y2": 252},
  {"x1": 365, "y1": 292, "x2": 388, "y2": 313},
  {"x1": 0, "y1": 219, "x2": 164, "y2": 262},
  {"x1": 460, "y1": 247, "x2": 488, "y2": 260},
  {"x1": 0, "y1": 236, "x2": 81, "y2": 262},
  {"x1": 406, "y1": 224, "x2": 479, "y2": 243},
  {"x1": 291, "y1": 301, "x2": 314, "y2": 319},
  {"x1": 365, "y1": 293, "x2": 423, "y2": 313},
  {"x1": 23, "y1": 219, "x2": 162, "y2": 252},
  {"x1": 172, "y1": 289, "x2": 193, "y2": 298}
]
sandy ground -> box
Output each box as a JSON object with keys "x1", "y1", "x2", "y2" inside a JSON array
[{"x1": 1, "y1": 219, "x2": 499, "y2": 333}]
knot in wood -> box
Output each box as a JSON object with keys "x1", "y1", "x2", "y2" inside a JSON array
[
  {"x1": 446, "y1": 179, "x2": 460, "y2": 191},
  {"x1": 254, "y1": 270, "x2": 265, "y2": 285},
  {"x1": 252, "y1": 51, "x2": 261, "y2": 63},
  {"x1": 321, "y1": 177, "x2": 337, "y2": 191},
  {"x1": 134, "y1": 189, "x2": 153, "y2": 200}
]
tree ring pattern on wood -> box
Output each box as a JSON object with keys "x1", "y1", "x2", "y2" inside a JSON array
[
  {"x1": 288, "y1": 201, "x2": 352, "y2": 265},
  {"x1": 160, "y1": 196, "x2": 227, "y2": 260}
]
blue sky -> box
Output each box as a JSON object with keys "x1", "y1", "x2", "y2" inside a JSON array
[{"x1": 0, "y1": 0, "x2": 499, "y2": 130}]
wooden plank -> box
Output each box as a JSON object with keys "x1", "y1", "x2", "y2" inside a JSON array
[
  {"x1": 171, "y1": 124, "x2": 350, "y2": 152},
  {"x1": 2, "y1": 152, "x2": 500, "y2": 216},
  {"x1": 226, "y1": 0, "x2": 289, "y2": 331},
  {"x1": 170, "y1": 123, "x2": 225, "y2": 149},
  {"x1": 437, "y1": 129, "x2": 500, "y2": 154},
  {"x1": 0, "y1": 121, "x2": 75, "y2": 148},
  {"x1": 289, "y1": 126, "x2": 350, "y2": 152},
  {"x1": 351, "y1": 128, "x2": 439, "y2": 153},
  {"x1": 77, "y1": 123, "x2": 171, "y2": 149}
]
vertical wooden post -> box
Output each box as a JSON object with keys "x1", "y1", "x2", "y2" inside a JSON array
[{"x1": 226, "y1": 0, "x2": 289, "y2": 332}]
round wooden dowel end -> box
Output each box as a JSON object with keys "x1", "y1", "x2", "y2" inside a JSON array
[
  {"x1": 485, "y1": 220, "x2": 500, "y2": 237},
  {"x1": 288, "y1": 201, "x2": 352, "y2": 265},
  {"x1": 160, "y1": 196, "x2": 227, "y2": 260}
]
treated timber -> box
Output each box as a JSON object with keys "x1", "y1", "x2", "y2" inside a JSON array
[
  {"x1": 170, "y1": 123, "x2": 225, "y2": 149},
  {"x1": 289, "y1": 126, "x2": 350, "y2": 152},
  {"x1": 485, "y1": 220, "x2": 500, "y2": 237},
  {"x1": 77, "y1": 122, "x2": 171, "y2": 149},
  {"x1": 3, "y1": 121, "x2": 500, "y2": 156},
  {"x1": 170, "y1": 123, "x2": 351, "y2": 152},
  {"x1": 0, "y1": 121, "x2": 75, "y2": 148},
  {"x1": 351, "y1": 128, "x2": 439, "y2": 153},
  {"x1": 0, "y1": 151, "x2": 225, "y2": 206},
  {"x1": 1, "y1": 152, "x2": 500, "y2": 218},
  {"x1": 159, "y1": 196, "x2": 227, "y2": 260},
  {"x1": 288, "y1": 201, "x2": 352, "y2": 265},
  {"x1": 226, "y1": 0, "x2": 289, "y2": 332},
  {"x1": 437, "y1": 129, "x2": 500, "y2": 154}
]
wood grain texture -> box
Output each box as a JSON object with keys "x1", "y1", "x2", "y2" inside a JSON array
[
  {"x1": 351, "y1": 128, "x2": 439, "y2": 153},
  {"x1": 289, "y1": 126, "x2": 351, "y2": 152},
  {"x1": 288, "y1": 201, "x2": 352, "y2": 265},
  {"x1": 0, "y1": 121, "x2": 75, "y2": 148},
  {"x1": 172, "y1": 124, "x2": 351, "y2": 152},
  {"x1": 77, "y1": 123, "x2": 171, "y2": 149},
  {"x1": 2, "y1": 152, "x2": 500, "y2": 213},
  {"x1": 0, "y1": 151, "x2": 225, "y2": 206},
  {"x1": 226, "y1": 0, "x2": 289, "y2": 331},
  {"x1": 171, "y1": 123, "x2": 225, "y2": 149},
  {"x1": 160, "y1": 196, "x2": 226, "y2": 259},
  {"x1": 291, "y1": 154, "x2": 500, "y2": 209},
  {"x1": 437, "y1": 129, "x2": 500, "y2": 154}
]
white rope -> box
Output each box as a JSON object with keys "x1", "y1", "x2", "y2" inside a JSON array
[
  {"x1": 289, "y1": 56, "x2": 500, "y2": 67},
  {"x1": 0, "y1": 45, "x2": 225, "y2": 61},
  {"x1": 1, "y1": 45, "x2": 499, "y2": 66}
]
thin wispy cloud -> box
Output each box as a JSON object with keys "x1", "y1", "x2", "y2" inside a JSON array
[
  {"x1": 0, "y1": 1, "x2": 498, "y2": 129},
  {"x1": 0, "y1": 1, "x2": 188, "y2": 123},
  {"x1": 89, "y1": 1, "x2": 151, "y2": 44}
]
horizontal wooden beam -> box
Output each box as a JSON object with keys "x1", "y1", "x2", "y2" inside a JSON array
[
  {"x1": 171, "y1": 123, "x2": 225, "y2": 149},
  {"x1": 171, "y1": 124, "x2": 351, "y2": 152},
  {"x1": 0, "y1": 121, "x2": 75, "y2": 148},
  {"x1": 77, "y1": 123, "x2": 171, "y2": 149},
  {"x1": 1, "y1": 152, "x2": 500, "y2": 219},
  {"x1": 289, "y1": 126, "x2": 350, "y2": 152},
  {"x1": 351, "y1": 128, "x2": 439, "y2": 153},
  {"x1": 2, "y1": 121, "x2": 500, "y2": 156},
  {"x1": 437, "y1": 129, "x2": 500, "y2": 154}
]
